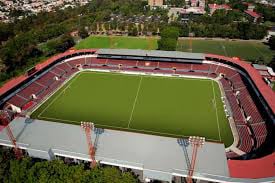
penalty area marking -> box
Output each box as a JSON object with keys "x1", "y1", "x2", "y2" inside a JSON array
[
  {"x1": 211, "y1": 80, "x2": 221, "y2": 141},
  {"x1": 38, "y1": 73, "x2": 81, "y2": 118}
]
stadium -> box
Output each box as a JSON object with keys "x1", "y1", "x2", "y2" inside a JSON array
[{"x1": 0, "y1": 48, "x2": 274, "y2": 182}]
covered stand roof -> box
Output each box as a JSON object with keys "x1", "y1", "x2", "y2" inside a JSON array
[
  {"x1": 96, "y1": 49, "x2": 205, "y2": 60},
  {"x1": 0, "y1": 118, "x2": 274, "y2": 182},
  {"x1": 0, "y1": 117, "x2": 229, "y2": 182}
]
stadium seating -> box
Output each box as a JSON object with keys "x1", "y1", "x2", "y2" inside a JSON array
[
  {"x1": 237, "y1": 125, "x2": 253, "y2": 153},
  {"x1": 56, "y1": 62, "x2": 72, "y2": 71},
  {"x1": 209, "y1": 64, "x2": 219, "y2": 73},
  {"x1": 255, "y1": 135, "x2": 267, "y2": 148},
  {"x1": 50, "y1": 67, "x2": 66, "y2": 77},
  {"x1": 238, "y1": 88, "x2": 264, "y2": 124},
  {"x1": 137, "y1": 61, "x2": 159, "y2": 68},
  {"x1": 191, "y1": 63, "x2": 210, "y2": 71},
  {"x1": 6, "y1": 95, "x2": 29, "y2": 108},
  {"x1": 92, "y1": 58, "x2": 108, "y2": 65},
  {"x1": 220, "y1": 78, "x2": 232, "y2": 91},
  {"x1": 251, "y1": 123, "x2": 267, "y2": 138},
  {"x1": 158, "y1": 62, "x2": 176, "y2": 69},
  {"x1": 230, "y1": 73, "x2": 243, "y2": 84},
  {"x1": 67, "y1": 58, "x2": 85, "y2": 67},
  {"x1": 36, "y1": 72, "x2": 57, "y2": 87},
  {"x1": 20, "y1": 82, "x2": 44, "y2": 99},
  {"x1": 216, "y1": 66, "x2": 238, "y2": 78},
  {"x1": 224, "y1": 90, "x2": 245, "y2": 125}
]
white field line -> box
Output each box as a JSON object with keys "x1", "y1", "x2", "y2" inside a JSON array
[
  {"x1": 38, "y1": 116, "x2": 221, "y2": 142},
  {"x1": 28, "y1": 71, "x2": 81, "y2": 116},
  {"x1": 250, "y1": 42, "x2": 265, "y2": 58},
  {"x1": 38, "y1": 74, "x2": 81, "y2": 118},
  {"x1": 127, "y1": 76, "x2": 143, "y2": 128},
  {"x1": 219, "y1": 41, "x2": 228, "y2": 56},
  {"x1": 211, "y1": 80, "x2": 221, "y2": 141}
]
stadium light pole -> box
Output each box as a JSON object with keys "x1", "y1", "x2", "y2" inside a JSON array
[
  {"x1": 78, "y1": 14, "x2": 82, "y2": 29},
  {"x1": 81, "y1": 121, "x2": 97, "y2": 168},
  {"x1": 187, "y1": 136, "x2": 205, "y2": 183},
  {"x1": 0, "y1": 110, "x2": 23, "y2": 159}
]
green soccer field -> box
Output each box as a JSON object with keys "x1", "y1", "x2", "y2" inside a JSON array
[
  {"x1": 74, "y1": 36, "x2": 275, "y2": 63},
  {"x1": 31, "y1": 71, "x2": 233, "y2": 147},
  {"x1": 75, "y1": 36, "x2": 158, "y2": 50},
  {"x1": 177, "y1": 39, "x2": 275, "y2": 63}
]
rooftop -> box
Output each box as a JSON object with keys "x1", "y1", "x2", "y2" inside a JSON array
[
  {"x1": 96, "y1": 49, "x2": 205, "y2": 60},
  {"x1": 180, "y1": 7, "x2": 205, "y2": 14},
  {"x1": 252, "y1": 64, "x2": 268, "y2": 71},
  {"x1": 208, "y1": 4, "x2": 231, "y2": 9},
  {"x1": 244, "y1": 10, "x2": 261, "y2": 18}
]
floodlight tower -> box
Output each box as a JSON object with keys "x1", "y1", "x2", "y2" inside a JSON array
[
  {"x1": 81, "y1": 122, "x2": 96, "y2": 168},
  {"x1": 0, "y1": 110, "x2": 23, "y2": 159},
  {"x1": 187, "y1": 136, "x2": 205, "y2": 183}
]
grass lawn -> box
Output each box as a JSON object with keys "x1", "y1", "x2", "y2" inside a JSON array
[
  {"x1": 31, "y1": 71, "x2": 233, "y2": 147},
  {"x1": 75, "y1": 36, "x2": 274, "y2": 63},
  {"x1": 75, "y1": 36, "x2": 158, "y2": 50},
  {"x1": 177, "y1": 39, "x2": 275, "y2": 63}
]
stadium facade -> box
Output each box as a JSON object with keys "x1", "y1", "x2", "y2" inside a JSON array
[{"x1": 0, "y1": 49, "x2": 274, "y2": 182}]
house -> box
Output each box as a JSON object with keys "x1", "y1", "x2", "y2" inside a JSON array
[
  {"x1": 243, "y1": 2, "x2": 255, "y2": 11},
  {"x1": 208, "y1": 4, "x2": 231, "y2": 15},
  {"x1": 148, "y1": 0, "x2": 164, "y2": 7},
  {"x1": 180, "y1": 7, "x2": 205, "y2": 22},
  {"x1": 253, "y1": 64, "x2": 275, "y2": 81},
  {"x1": 244, "y1": 10, "x2": 262, "y2": 23}
]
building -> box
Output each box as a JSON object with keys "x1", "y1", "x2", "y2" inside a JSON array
[
  {"x1": 253, "y1": 64, "x2": 275, "y2": 81},
  {"x1": 244, "y1": 10, "x2": 262, "y2": 23},
  {"x1": 243, "y1": 2, "x2": 255, "y2": 11},
  {"x1": 180, "y1": 7, "x2": 205, "y2": 22},
  {"x1": 208, "y1": 4, "x2": 231, "y2": 15},
  {"x1": 148, "y1": 0, "x2": 164, "y2": 7}
]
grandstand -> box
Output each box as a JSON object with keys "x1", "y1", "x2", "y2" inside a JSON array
[{"x1": 0, "y1": 49, "x2": 274, "y2": 183}]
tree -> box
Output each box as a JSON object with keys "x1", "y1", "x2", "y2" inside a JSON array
[
  {"x1": 129, "y1": 27, "x2": 138, "y2": 36},
  {"x1": 158, "y1": 38, "x2": 178, "y2": 51},
  {"x1": 268, "y1": 56, "x2": 275, "y2": 71},
  {"x1": 44, "y1": 34, "x2": 75, "y2": 56},
  {"x1": 79, "y1": 26, "x2": 89, "y2": 39},
  {"x1": 0, "y1": 147, "x2": 139, "y2": 183},
  {"x1": 160, "y1": 26, "x2": 180, "y2": 39},
  {"x1": 158, "y1": 26, "x2": 179, "y2": 51},
  {"x1": 269, "y1": 36, "x2": 275, "y2": 50},
  {"x1": 0, "y1": 23, "x2": 14, "y2": 43}
]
